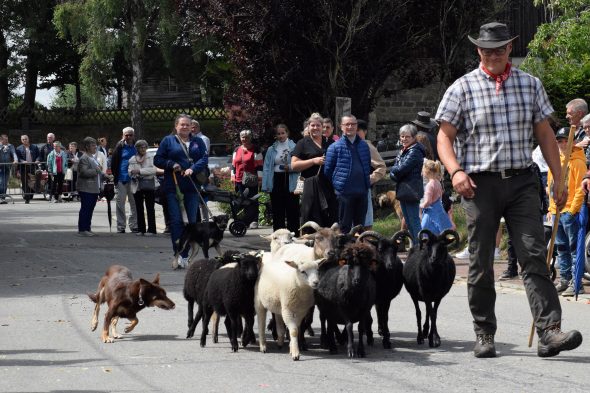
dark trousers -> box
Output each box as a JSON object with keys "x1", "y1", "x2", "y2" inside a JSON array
[
  {"x1": 463, "y1": 171, "x2": 561, "y2": 336},
  {"x1": 270, "y1": 172, "x2": 300, "y2": 234},
  {"x1": 337, "y1": 193, "x2": 368, "y2": 234},
  {"x1": 235, "y1": 183, "x2": 259, "y2": 225},
  {"x1": 52, "y1": 172, "x2": 65, "y2": 200},
  {"x1": 506, "y1": 237, "x2": 518, "y2": 272},
  {"x1": 78, "y1": 191, "x2": 98, "y2": 232},
  {"x1": 19, "y1": 163, "x2": 35, "y2": 201},
  {"x1": 134, "y1": 189, "x2": 157, "y2": 234}
]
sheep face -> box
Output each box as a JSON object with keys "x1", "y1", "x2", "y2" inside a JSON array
[
  {"x1": 419, "y1": 229, "x2": 459, "y2": 265},
  {"x1": 339, "y1": 243, "x2": 377, "y2": 285},
  {"x1": 285, "y1": 259, "x2": 322, "y2": 289},
  {"x1": 262, "y1": 229, "x2": 295, "y2": 253},
  {"x1": 238, "y1": 254, "x2": 262, "y2": 281}
]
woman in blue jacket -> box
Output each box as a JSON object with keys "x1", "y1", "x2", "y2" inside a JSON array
[
  {"x1": 154, "y1": 114, "x2": 208, "y2": 269},
  {"x1": 390, "y1": 124, "x2": 425, "y2": 241},
  {"x1": 261, "y1": 124, "x2": 300, "y2": 234}
]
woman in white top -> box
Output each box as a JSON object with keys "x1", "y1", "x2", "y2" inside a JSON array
[{"x1": 128, "y1": 139, "x2": 158, "y2": 236}]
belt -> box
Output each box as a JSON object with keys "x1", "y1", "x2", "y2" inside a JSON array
[{"x1": 474, "y1": 166, "x2": 532, "y2": 179}]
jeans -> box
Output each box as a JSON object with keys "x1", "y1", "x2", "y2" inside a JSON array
[
  {"x1": 364, "y1": 190, "x2": 373, "y2": 227},
  {"x1": 337, "y1": 193, "x2": 368, "y2": 234},
  {"x1": 554, "y1": 212, "x2": 579, "y2": 282},
  {"x1": 400, "y1": 200, "x2": 421, "y2": 241},
  {"x1": 78, "y1": 191, "x2": 98, "y2": 232},
  {"x1": 0, "y1": 166, "x2": 9, "y2": 196},
  {"x1": 166, "y1": 191, "x2": 199, "y2": 257}
]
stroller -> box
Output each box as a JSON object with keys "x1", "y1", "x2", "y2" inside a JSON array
[{"x1": 204, "y1": 186, "x2": 262, "y2": 237}]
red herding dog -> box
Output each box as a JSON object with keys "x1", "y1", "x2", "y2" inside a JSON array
[{"x1": 89, "y1": 265, "x2": 175, "y2": 343}]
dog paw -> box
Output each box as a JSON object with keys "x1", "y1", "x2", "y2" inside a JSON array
[
  {"x1": 103, "y1": 336, "x2": 114, "y2": 343},
  {"x1": 90, "y1": 322, "x2": 98, "y2": 331}
]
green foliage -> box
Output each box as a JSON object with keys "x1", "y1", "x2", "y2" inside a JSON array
[
  {"x1": 522, "y1": 2, "x2": 590, "y2": 115},
  {"x1": 51, "y1": 84, "x2": 106, "y2": 109}
]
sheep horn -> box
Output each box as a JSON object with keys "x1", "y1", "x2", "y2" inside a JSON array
[
  {"x1": 440, "y1": 229, "x2": 460, "y2": 246},
  {"x1": 358, "y1": 231, "x2": 384, "y2": 244},
  {"x1": 349, "y1": 225, "x2": 364, "y2": 235},
  {"x1": 330, "y1": 222, "x2": 341, "y2": 233},
  {"x1": 299, "y1": 221, "x2": 321, "y2": 232},
  {"x1": 418, "y1": 229, "x2": 435, "y2": 249},
  {"x1": 392, "y1": 230, "x2": 412, "y2": 247}
]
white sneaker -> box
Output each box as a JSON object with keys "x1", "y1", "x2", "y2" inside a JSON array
[
  {"x1": 249, "y1": 222, "x2": 259, "y2": 229},
  {"x1": 178, "y1": 256, "x2": 189, "y2": 269},
  {"x1": 454, "y1": 247, "x2": 470, "y2": 259},
  {"x1": 494, "y1": 248, "x2": 501, "y2": 260}
]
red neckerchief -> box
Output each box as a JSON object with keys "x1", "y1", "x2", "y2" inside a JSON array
[{"x1": 481, "y1": 62, "x2": 511, "y2": 95}]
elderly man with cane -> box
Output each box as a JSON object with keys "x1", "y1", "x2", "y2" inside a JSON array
[{"x1": 436, "y1": 22, "x2": 582, "y2": 358}]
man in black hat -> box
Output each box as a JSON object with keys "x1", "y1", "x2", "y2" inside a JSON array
[
  {"x1": 412, "y1": 111, "x2": 438, "y2": 160},
  {"x1": 436, "y1": 22, "x2": 582, "y2": 358}
]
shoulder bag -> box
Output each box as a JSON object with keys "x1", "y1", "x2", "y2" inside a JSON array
[
  {"x1": 294, "y1": 164, "x2": 322, "y2": 195},
  {"x1": 240, "y1": 147, "x2": 258, "y2": 187},
  {"x1": 395, "y1": 176, "x2": 423, "y2": 203}
]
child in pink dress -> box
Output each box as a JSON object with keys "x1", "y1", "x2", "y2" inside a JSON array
[{"x1": 420, "y1": 160, "x2": 452, "y2": 234}]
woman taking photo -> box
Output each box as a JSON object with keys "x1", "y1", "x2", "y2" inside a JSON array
[
  {"x1": 262, "y1": 124, "x2": 300, "y2": 234},
  {"x1": 390, "y1": 124, "x2": 425, "y2": 241},
  {"x1": 231, "y1": 130, "x2": 262, "y2": 229},
  {"x1": 128, "y1": 139, "x2": 158, "y2": 237},
  {"x1": 154, "y1": 114, "x2": 208, "y2": 269},
  {"x1": 76, "y1": 137, "x2": 102, "y2": 237},
  {"x1": 291, "y1": 112, "x2": 337, "y2": 228}
]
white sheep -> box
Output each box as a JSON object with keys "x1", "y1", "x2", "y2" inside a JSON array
[{"x1": 254, "y1": 257, "x2": 323, "y2": 361}]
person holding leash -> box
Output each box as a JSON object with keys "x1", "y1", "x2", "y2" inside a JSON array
[{"x1": 436, "y1": 22, "x2": 582, "y2": 358}]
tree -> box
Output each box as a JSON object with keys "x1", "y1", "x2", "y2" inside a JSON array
[
  {"x1": 54, "y1": 0, "x2": 181, "y2": 139},
  {"x1": 51, "y1": 84, "x2": 106, "y2": 109},
  {"x1": 521, "y1": 0, "x2": 590, "y2": 115}
]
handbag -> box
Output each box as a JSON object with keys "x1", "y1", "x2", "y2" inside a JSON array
[
  {"x1": 239, "y1": 147, "x2": 258, "y2": 187},
  {"x1": 395, "y1": 176, "x2": 423, "y2": 202},
  {"x1": 293, "y1": 164, "x2": 322, "y2": 195},
  {"x1": 64, "y1": 167, "x2": 73, "y2": 181},
  {"x1": 138, "y1": 176, "x2": 155, "y2": 191}
]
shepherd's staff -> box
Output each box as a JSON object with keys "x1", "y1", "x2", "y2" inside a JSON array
[{"x1": 528, "y1": 124, "x2": 576, "y2": 347}]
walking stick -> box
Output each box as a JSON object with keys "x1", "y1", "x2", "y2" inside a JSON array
[{"x1": 527, "y1": 124, "x2": 576, "y2": 347}]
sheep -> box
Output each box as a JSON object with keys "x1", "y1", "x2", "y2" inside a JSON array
[
  {"x1": 357, "y1": 230, "x2": 409, "y2": 349},
  {"x1": 200, "y1": 253, "x2": 262, "y2": 352},
  {"x1": 314, "y1": 242, "x2": 377, "y2": 358},
  {"x1": 403, "y1": 229, "x2": 458, "y2": 348},
  {"x1": 261, "y1": 228, "x2": 297, "y2": 255},
  {"x1": 254, "y1": 257, "x2": 324, "y2": 361},
  {"x1": 183, "y1": 250, "x2": 240, "y2": 340}
]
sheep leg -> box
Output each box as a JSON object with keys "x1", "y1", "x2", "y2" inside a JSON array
[
  {"x1": 186, "y1": 304, "x2": 203, "y2": 339},
  {"x1": 345, "y1": 321, "x2": 355, "y2": 358},
  {"x1": 429, "y1": 300, "x2": 442, "y2": 348},
  {"x1": 423, "y1": 302, "x2": 431, "y2": 341},
  {"x1": 214, "y1": 244, "x2": 223, "y2": 257},
  {"x1": 365, "y1": 312, "x2": 374, "y2": 346},
  {"x1": 304, "y1": 307, "x2": 315, "y2": 336},
  {"x1": 275, "y1": 314, "x2": 287, "y2": 350},
  {"x1": 255, "y1": 303, "x2": 268, "y2": 353},
  {"x1": 187, "y1": 299, "x2": 195, "y2": 329},
  {"x1": 376, "y1": 302, "x2": 392, "y2": 349},
  {"x1": 297, "y1": 320, "x2": 308, "y2": 352},
  {"x1": 326, "y1": 319, "x2": 338, "y2": 354},
  {"x1": 336, "y1": 324, "x2": 347, "y2": 345},
  {"x1": 357, "y1": 313, "x2": 369, "y2": 358},
  {"x1": 241, "y1": 313, "x2": 256, "y2": 347},
  {"x1": 284, "y1": 314, "x2": 301, "y2": 361},
  {"x1": 410, "y1": 296, "x2": 424, "y2": 345},
  {"x1": 319, "y1": 310, "x2": 328, "y2": 349},
  {"x1": 228, "y1": 313, "x2": 240, "y2": 352},
  {"x1": 212, "y1": 312, "x2": 220, "y2": 343},
  {"x1": 200, "y1": 307, "x2": 212, "y2": 348},
  {"x1": 267, "y1": 313, "x2": 278, "y2": 341}
]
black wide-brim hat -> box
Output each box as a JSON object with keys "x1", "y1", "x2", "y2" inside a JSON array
[
  {"x1": 468, "y1": 22, "x2": 518, "y2": 48},
  {"x1": 411, "y1": 111, "x2": 437, "y2": 129}
]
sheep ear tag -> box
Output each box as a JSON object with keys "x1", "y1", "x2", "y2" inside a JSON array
[{"x1": 338, "y1": 259, "x2": 347, "y2": 267}]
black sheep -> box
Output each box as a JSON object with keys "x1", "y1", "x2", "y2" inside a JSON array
[
  {"x1": 183, "y1": 250, "x2": 240, "y2": 339},
  {"x1": 200, "y1": 253, "x2": 261, "y2": 352},
  {"x1": 315, "y1": 242, "x2": 377, "y2": 358},
  {"x1": 403, "y1": 229, "x2": 458, "y2": 348},
  {"x1": 358, "y1": 230, "x2": 408, "y2": 349}
]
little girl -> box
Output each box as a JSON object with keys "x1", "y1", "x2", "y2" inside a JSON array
[{"x1": 420, "y1": 159, "x2": 453, "y2": 234}]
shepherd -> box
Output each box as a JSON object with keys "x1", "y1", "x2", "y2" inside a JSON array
[{"x1": 436, "y1": 21, "x2": 582, "y2": 358}]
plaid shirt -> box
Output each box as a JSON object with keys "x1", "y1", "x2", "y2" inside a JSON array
[{"x1": 435, "y1": 65, "x2": 554, "y2": 173}]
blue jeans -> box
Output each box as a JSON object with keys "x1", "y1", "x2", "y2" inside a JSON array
[
  {"x1": 0, "y1": 167, "x2": 9, "y2": 196},
  {"x1": 166, "y1": 191, "x2": 199, "y2": 257},
  {"x1": 400, "y1": 200, "x2": 421, "y2": 241},
  {"x1": 554, "y1": 212, "x2": 579, "y2": 282},
  {"x1": 78, "y1": 191, "x2": 98, "y2": 232}
]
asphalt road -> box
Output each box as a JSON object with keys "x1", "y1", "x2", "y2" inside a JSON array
[{"x1": 1, "y1": 198, "x2": 589, "y2": 393}]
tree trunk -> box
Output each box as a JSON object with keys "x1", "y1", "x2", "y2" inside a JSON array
[
  {"x1": 0, "y1": 32, "x2": 9, "y2": 109},
  {"x1": 129, "y1": 17, "x2": 145, "y2": 140},
  {"x1": 23, "y1": 54, "x2": 38, "y2": 109}
]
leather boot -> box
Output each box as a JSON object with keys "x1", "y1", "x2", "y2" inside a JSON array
[
  {"x1": 538, "y1": 325, "x2": 582, "y2": 357},
  {"x1": 474, "y1": 334, "x2": 496, "y2": 358}
]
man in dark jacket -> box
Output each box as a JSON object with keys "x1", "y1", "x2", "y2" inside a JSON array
[
  {"x1": 111, "y1": 127, "x2": 138, "y2": 233},
  {"x1": 16, "y1": 134, "x2": 40, "y2": 204},
  {"x1": 39, "y1": 132, "x2": 55, "y2": 200},
  {"x1": 324, "y1": 114, "x2": 371, "y2": 233}
]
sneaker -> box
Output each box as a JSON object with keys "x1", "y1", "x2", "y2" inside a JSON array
[
  {"x1": 555, "y1": 279, "x2": 570, "y2": 293},
  {"x1": 249, "y1": 222, "x2": 259, "y2": 229},
  {"x1": 474, "y1": 334, "x2": 496, "y2": 358},
  {"x1": 178, "y1": 256, "x2": 189, "y2": 269},
  {"x1": 77, "y1": 231, "x2": 93, "y2": 237},
  {"x1": 538, "y1": 326, "x2": 583, "y2": 357},
  {"x1": 454, "y1": 247, "x2": 470, "y2": 259},
  {"x1": 499, "y1": 269, "x2": 518, "y2": 280},
  {"x1": 494, "y1": 248, "x2": 501, "y2": 260},
  {"x1": 561, "y1": 283, "x2": 584, "y2": 297}
]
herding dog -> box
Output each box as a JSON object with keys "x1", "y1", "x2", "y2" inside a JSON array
[
  {"x1": 89, "y1": 265, "x2": 175, "y2": 343},
  {"x1": 175, "y1": 214, "x2": 230, "y2": 262}
]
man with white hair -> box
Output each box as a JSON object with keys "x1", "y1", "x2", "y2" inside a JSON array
[
  {"x1": 40, "y1": 132, "x2": 56, "y2": 201},
  {"x1": 191, "y1": 119, "x2": 210, "y2": 154},
  {"x1": 566, "y1": 98, "x2": 589, "y2": 148},
  {"x1": 111, "y1": 127, "x2": 138, "y2": 233}
]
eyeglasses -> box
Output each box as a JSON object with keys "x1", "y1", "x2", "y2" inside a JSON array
[
  {"x1": 342, "y1": 123, "x2": 358, "y2": 127},
  {"x1": 479, "y1": 46, "x2": 508, "y2": 56}
]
